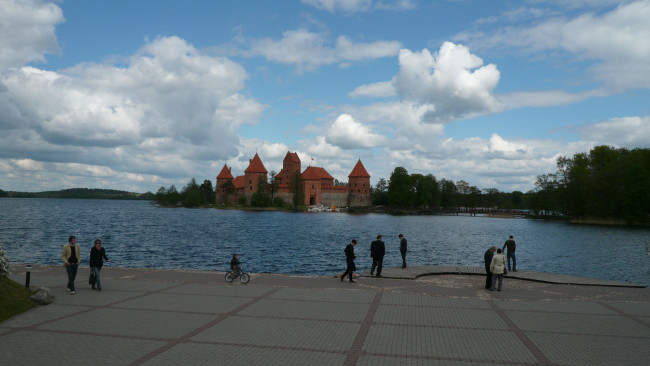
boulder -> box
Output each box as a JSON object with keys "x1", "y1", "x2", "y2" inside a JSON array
[{"x1": 30, "y1": 287, "x2": 54, "y2": 305}]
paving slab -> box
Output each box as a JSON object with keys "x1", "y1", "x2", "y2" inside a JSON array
[
  {"x1": 373, "y1": 305, "x2": 509, "y2": 329},
  {"x1": 507, "y1": 311, "x2": 649, "y2": 337},
  {"x1": 37, "y1": 307, "x2": 217, "y2": 339},
  {"x1": 0, "y1": 331, "x2": 166, "y2": 366},
  {"x1": 362, "y1": 324, "x2": 538, "y2": 363},
  {"x1": 192, "y1": 316, "x2": 360, "y2": 351},
  {"x1": 116, "y1": 292, "x2": 250, "y2": 314},
  {"x1": 527, "y1": 332, "x2": 650, "y2": 366},
  {"x1": 141, "y1": 343, "x2": 347, "y2": 366}
]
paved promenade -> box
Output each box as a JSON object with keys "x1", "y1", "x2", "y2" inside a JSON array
[{"x1": 2, "y1": 265, "x2": 649, "y2": 366}]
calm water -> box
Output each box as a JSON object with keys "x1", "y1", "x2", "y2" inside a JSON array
[{"x1": 1, "y1": 198, "x2": 649, "y2": 285}]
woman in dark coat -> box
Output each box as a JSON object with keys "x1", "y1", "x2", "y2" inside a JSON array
[
  {"x1": 89, "y1": 239, "x2": 109, "y2": 291},
  {"x1": 340, "y1": 239, "x2": 357, "y2": 283}
]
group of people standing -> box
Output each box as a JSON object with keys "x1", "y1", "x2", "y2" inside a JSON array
[
  {"x1": 484, "y1": 235, "x2": 517, "y2": 291},
  {"x1": 61, "y1": 235, "x2": 110, "y2": 294},
  {"x1": 341, "y1": 233, "x2": 408, "y2": 283}
]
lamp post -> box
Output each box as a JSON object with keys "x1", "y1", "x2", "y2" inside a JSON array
[{"x1": 25, "y1": 264, "x2": 31, "y2": 287}]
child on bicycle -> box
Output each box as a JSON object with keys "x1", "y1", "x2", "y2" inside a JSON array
[{"x1": 230, "y1": 253, "x2": 241, "y2": 275}]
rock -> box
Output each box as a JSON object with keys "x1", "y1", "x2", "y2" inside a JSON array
[{"x1": 30, "y1": 287, "x2": 54, "y2": 305}]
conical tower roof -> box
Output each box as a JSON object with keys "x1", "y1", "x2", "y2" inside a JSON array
[
  {"x1": 348, "y1": 159, "x2": 370, "y2": 178},
  {"x1": 244, "y1": 153, "x2": 268, "y2": 173},
  {"x1": 217, "y1": 164, "x2": 234, "y2": 179}
]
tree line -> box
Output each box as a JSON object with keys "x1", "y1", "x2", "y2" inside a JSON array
[
  {"x1": 371, "y1": 167, "x2": 527, "y2": 211},
  {"x1": 155, "y1": 178, "x2": 215, "y2": 208},
  {"x1": 0, "y1": 188, "x2": 152, "y2": 200},
  {"x1": 529, "y1": 145, "x2": 650, "y2": 224},
  {"x1": 371, "y1": 145, "x2": 649, "y2": 224}
]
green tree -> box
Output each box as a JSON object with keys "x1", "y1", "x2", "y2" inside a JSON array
[
  {"x1": 251, "y1": 175, "x2": 271, "y2": 207},
  {"x1": 412, "y1": 173, "x2": 435, "y2": 207},
  {"x1": 166, "y1": 185, "x2": 180, "y2": 206},
  {"x1": 288, "y1": 171, "x2": 303, "y2": 209},
  {"x1": 199, "y1": 179, "x2": 214, "y2": 204},
  {"x1": 387, "y1": 167, "x2": 413, "y2": 207},
  {"x1": 268, "y1": 171, "x2": 278, "y2": 202},
  {"x1": 439, "y1": 179, "x2": 457, "y2": 209},
  {"x1": 371, "y1": 178, "x2": 388, "y2": 205},
  {"x1": 220, "y1": 180, "x2": 235, "y2": 204}
]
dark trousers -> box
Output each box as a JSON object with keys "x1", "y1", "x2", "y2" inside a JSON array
[
  {"x1": 400, "y1": 251, "x2": 407, "y2": 268},
  {"x1": 66, "y1": 263, "x2": 79, "y2": 291},
  {"x1": 371, "y1": 258, "x2": 383, "y2": 276},
  {"x1": 342, "y1": 260, "x2": 355, "y2": 281},
  {"x1": 485, "y1": 267, "x2": 492, "y2": 289},
  {"x1": 506, "y1": 252, "x2": 516, "y2": 271}
]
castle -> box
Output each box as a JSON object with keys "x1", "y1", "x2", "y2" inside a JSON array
[{"x1": 216, "y1": 152, "x2": 371, "y2": 207}]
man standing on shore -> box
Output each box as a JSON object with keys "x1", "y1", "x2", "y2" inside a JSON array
[
  {"x1": 370, "y1": 234, "x2": 385, "y2": 277},
  {"x1": 62, "y1": 235, "x2": 81, "y2": 294},
  {"x1": 484, "y1": 246, "x2": 496, "y2": 289},
  {"x1": 399, "y1": 234, "x2": 407, "y2": 269},
  {"x1": 502, "y1": 235, "x2": 517, "y2": 272}
]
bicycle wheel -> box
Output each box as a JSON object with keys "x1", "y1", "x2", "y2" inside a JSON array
[
  {"x1": 225, "y1": 272, "x2": 234, "y2": 283},
  {"x1": 240, "y1": 273, "x2": 250, "y2": 284}
]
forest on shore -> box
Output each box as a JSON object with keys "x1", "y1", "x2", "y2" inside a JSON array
[{"x1": 0, "y1": 188, "x2": 153, "y2": 200}]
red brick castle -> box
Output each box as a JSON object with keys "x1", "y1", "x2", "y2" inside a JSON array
[{"x1": 216, "y1": 152, "x2": 371, "y2": 207}]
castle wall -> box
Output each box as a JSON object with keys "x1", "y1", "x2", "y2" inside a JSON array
[{"x1": 321, "y1": 191, "x2": 349, "y2": 208}]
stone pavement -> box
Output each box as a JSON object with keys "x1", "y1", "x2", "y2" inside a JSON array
[{"x1": 2, "y1": 265, "x2": 649, "y2": 366}]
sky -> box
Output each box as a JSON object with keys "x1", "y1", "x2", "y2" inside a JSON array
[{"x1": 1, "y1": 0, "x2": 649, "y2": 194}]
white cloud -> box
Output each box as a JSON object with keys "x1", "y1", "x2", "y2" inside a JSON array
[
  {"x1": 459, "y1": 1, "x2": 650, "y2": 91},
  {"x1": 248, "y1": 29, "x2": 401, "y2": 71},
  {"x1": 497, "y1": 89, "x2": 608, "y2": 109},
  {"x1": 577, "y1": 115, "x2": 650, "y2": 147},
  {"x1": 0, "y1": 36, "x2": 265, "y2": 191},
  {"x1": 0, "y1": 0, "x2": 63, "y2": 70},
  {"x1": 301, "y1": 0, "x2": 414, "y2": 13},
  {"x1": 349, "y1": 81, "x2": 396, "y2": 98},
  {"x1": 326, "y1": 113, "x2": 388, "y2": 149},
  {"x1": 391, "y1": 42, "x2": 502, "y2": 123}
]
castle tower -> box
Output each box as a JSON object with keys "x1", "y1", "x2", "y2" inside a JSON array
[
  {"x1": 348, "y1": 159, "x2": 371, "y2": 206},
  {"x1": 281, "y1": 151, "x2": 301, "y2": 185},
  {"x1": 244, "y1": 153, "x2": 268, "y2": 194},
  {"x1": 216, "y1": 164, "x2": 234, "y2": 203}
]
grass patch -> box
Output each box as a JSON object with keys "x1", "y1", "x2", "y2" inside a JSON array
[{"x1": 0, "y1": 276, "x2": 39, "y2": 322}]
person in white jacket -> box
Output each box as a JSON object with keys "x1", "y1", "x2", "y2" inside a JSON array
[{"x1": 490, "y1": 248, "x2": 506, "y2": 291}]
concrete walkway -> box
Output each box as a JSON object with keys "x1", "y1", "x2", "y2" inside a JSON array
[{"x1": 2, "y1": 265, "x2": 649, "y2": 366}]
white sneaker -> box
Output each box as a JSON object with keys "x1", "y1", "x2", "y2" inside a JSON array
[{"x1": 70, "y1": 291, "x2": 75, "y2": 295}]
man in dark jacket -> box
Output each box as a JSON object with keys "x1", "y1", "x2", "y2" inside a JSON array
[
  {"x1": 502, "y1": 235, "x2": 517, "y2": 271},
  {"x1": 341, "y1": 239, "x2": 357, "y2": 283},
  {"x1": 484, "y1": 246, "x2": 496, "y2": 289},
  {"x1": 399, "y1": 234, "x2": 407, "y2": 269},
  {"x1": 370, "y1": 234, "x2": 385, "y2": 277}
]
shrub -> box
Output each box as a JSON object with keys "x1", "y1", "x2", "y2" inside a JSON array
[{"x1": 0, "y1": 245, "x2": 12, "y2": 276}]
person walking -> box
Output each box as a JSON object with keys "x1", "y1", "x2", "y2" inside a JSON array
[
  {"x1": 62, "y1": 235, "x2": 81, "y2": 294},
  {"x1": 484, "y1": 246, "x2": 496, "y2": 289},
  {"x1": 341, "y1": 239, "x2": 357, "y2": 283},
  {"x1": 490, "y1": 248, "x2": 506, "y2": 291},
  {"x1": 502, "y1": 235, "x2": 517, "y2": 272},
  {"x1": 399, "y1": 234, "x2": 407, "y2": 269},
  {"x1": 370, "y1": 234, "x2": 385, "y2": 277},
  {"x1": 89, "y1": 239, "x2": 110, "y2": 291}
]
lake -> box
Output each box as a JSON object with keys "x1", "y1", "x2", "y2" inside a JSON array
[{"x1": 1, "y1": 198, "x2": 649, "y2": 285}]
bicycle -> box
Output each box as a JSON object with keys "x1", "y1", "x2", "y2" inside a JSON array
[{"x1": 225, "y1": 266, "x2": 250, "y2": 284}]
